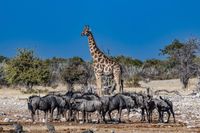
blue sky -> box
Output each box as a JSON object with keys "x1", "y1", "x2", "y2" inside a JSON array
[{"x1": 0, "y1": 0, "x2": 200, "y2": 61}]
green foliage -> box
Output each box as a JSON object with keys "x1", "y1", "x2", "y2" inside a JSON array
[
  {"x1": 0, "y1": 56, "x2": 9, "y2": 63},
  {"x1": 112, "y1": 55, "x2": 143, "y2": 67},
  {"x1": 68, "y1": 56, "x2": 84, "y2": 65},
  {"x1": 4, "y1": 49, "x2": 50, "y2": 89},
  {"x1": 158, "y1": 39, "x2": 186, "y2": 79},
  {"x1": 45, "y1": 57, "x2": 68, "y2": 64},
  {"x1": 143, "y1": 59, "x2": 162, "y2": 68},
  {"x1": 61, "y1": 57, "x2": 89, "y2": 88},
  {"x1": 160, "y1": 39, "x2": 184, "y2": 57}
]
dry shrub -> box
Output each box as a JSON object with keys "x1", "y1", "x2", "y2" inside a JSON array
[{"x1": 125, "y1": 75, "x2": 141, "y2": 88}]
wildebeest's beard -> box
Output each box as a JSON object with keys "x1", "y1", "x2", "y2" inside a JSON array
[
  {"x1": 131, "y1": 97, "x2": 138, "y2": 108},
  {"x1": 28, "y1": 102, "x2": 33, "y2": 112}
]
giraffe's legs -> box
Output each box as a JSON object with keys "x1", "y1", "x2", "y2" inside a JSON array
[
  {"x1": 113, "y1": 70, "x2": 122, "y2": 93},
  {"x1": 95, "y1": 74, "x2": 102, "y2": 96}
]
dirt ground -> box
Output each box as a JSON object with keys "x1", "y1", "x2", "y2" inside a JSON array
[
  {"x1": 0, "y1": 79, "x2": 200, "y2": 133},
  {"x1": 1, "y1": 122, "x2": 200, "y2": 133}
]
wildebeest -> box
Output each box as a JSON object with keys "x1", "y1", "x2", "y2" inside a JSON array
[
  {"x1": 81, "y1": 129, "x2": 94, "y2": 133},
  {"x1": 122, "y1": 92, "x2": 148, "y2": 122},
  {"x1": 100, "y1": 95, "x2": 111, "y2": 122},
  {"x1": 27, "y1": 95, "x2": 58, "y2": 122},
  {"x1": 70, "y1": 97, "x2": 102, "y2": 123},
  {"x1": 101, "y1": 93, "x2": 136, "y2": 122},
  {"x1": 121, "y1": 94, "x2": 136, "y2": 121},
  {"x1": 102, "y1": 94, "x2": 125, "y2": 122},
  {"x1": 52, "y1": 94, "x2": 70, "y2": 120},
  {"x1": 62, "y1": 91, "x2": 83, "y2": 121},
  {"x1": 65, "y1": 91, "x2": 82, "y2": 99},
  {"x1": 147, "y1": 96, "x2": 175, "y2": 123},
  {"x1": 81, "y1": 92, "x2": 100, "y2": 100},
  {"x1": 27, "y1": 90, "x2": 175, "y2": 124},
  {"x1": 159, "y1": 96, "x2": 175, "y2": 123},
  {"x1": 64, "y1": 92, "x2": 101, "y2": 122}
]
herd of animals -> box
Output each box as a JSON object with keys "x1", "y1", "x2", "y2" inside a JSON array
[
  {"x1": 25, "y1": 25, "x2": 176, "y2": 132},
  {"x1": 27, "y1": 90, "x2": 176, "y2": 124}
]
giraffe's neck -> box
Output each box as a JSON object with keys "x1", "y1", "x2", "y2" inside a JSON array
[{"x1": 87, "y1": 33, "x2": 104, "y2": 61}]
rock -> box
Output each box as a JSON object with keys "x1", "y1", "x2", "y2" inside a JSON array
[
  {"x1": 92, "y1": 119, "x2": 96, "y2": 123},
  {"x1": 42, "y1": 119, "x2": 46, "y2": 123},
  {"x1": 26, "y1": 119, "x2": 32, "y2": 122},
  {"x1": 79, "y1": 121, "x2": 84, "y2": 124},
  {"x1": 187, "y1": 124, "x2": 196, "y2": 128},
  {"x1": 60, "y1": 118, "x2": 66, "y2": 122},
  {"x1": 123, "y1": 114, "x2": 126, "y2": 117},
  {"x1": 22, "y1": 117, "x2": 28, "y2": 121},
  {"x1": 0, "y1": 112, "x2": 6, "y2": 116},
  {"x1": 14, "y1": 114, "x2": 20, "y2": 118},
  {"x1": 129, "y1": 114, "x2": 135, "y2": 118},
  {"x1": 4, "y1": 118, "x2": 11, "y2": 122}
]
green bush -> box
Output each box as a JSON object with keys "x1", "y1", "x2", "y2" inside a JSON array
[
  {"x1": 4, "y1": 49, "x2": 50, "y2": 89},
  {"x1": 61, "y1": 57, "x2": 89, "y2": 90},
  {"x1": 112, "y1": 55, "x2": 143, "y2": 67}
]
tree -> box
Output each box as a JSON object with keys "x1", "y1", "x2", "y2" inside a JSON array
[
  {"x1": 4, "y1": 49, "x2": 50, "y2": 89},
  {"x1": 143, "y1": 59, "x2": 162, "y2": 68},
  {"x1": 160, "y1": 39, "x2": 184, "y2": 57},
  {"x1": 0, "y1": 56, "x2": 9, "y2": 63},
  {"x1": 161, "y1": 38, "x2": 200, "y2": 88},
  {"x1": 139, "y1": 59, "x2": 171, "y2": 80},
  {"x1": 174, "y1": 39, "x2": 199, "y2": 88},
  {"x1": 61, "y1": 57, "x2": 89, "y2": 90}
]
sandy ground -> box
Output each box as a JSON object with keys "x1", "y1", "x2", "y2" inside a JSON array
[{"x1": 0, "y1": 79, "x2": 200, "y2": 133}]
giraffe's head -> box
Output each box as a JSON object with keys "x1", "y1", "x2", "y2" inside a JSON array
[{"x1": 81, "y1": 25, "x2": 91, "y2": 36}]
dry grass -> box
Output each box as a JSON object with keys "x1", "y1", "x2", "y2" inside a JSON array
[
  {"x1": 0, "y1": 78, "x2": 197, "y2": 97},
  {"x1": 125, "y1": 78, "x2": 197, "y2": 95}
]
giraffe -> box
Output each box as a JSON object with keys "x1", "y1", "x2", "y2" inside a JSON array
[{"x1": 81, "y1": 25, "x2": 123, "y2": 96}]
